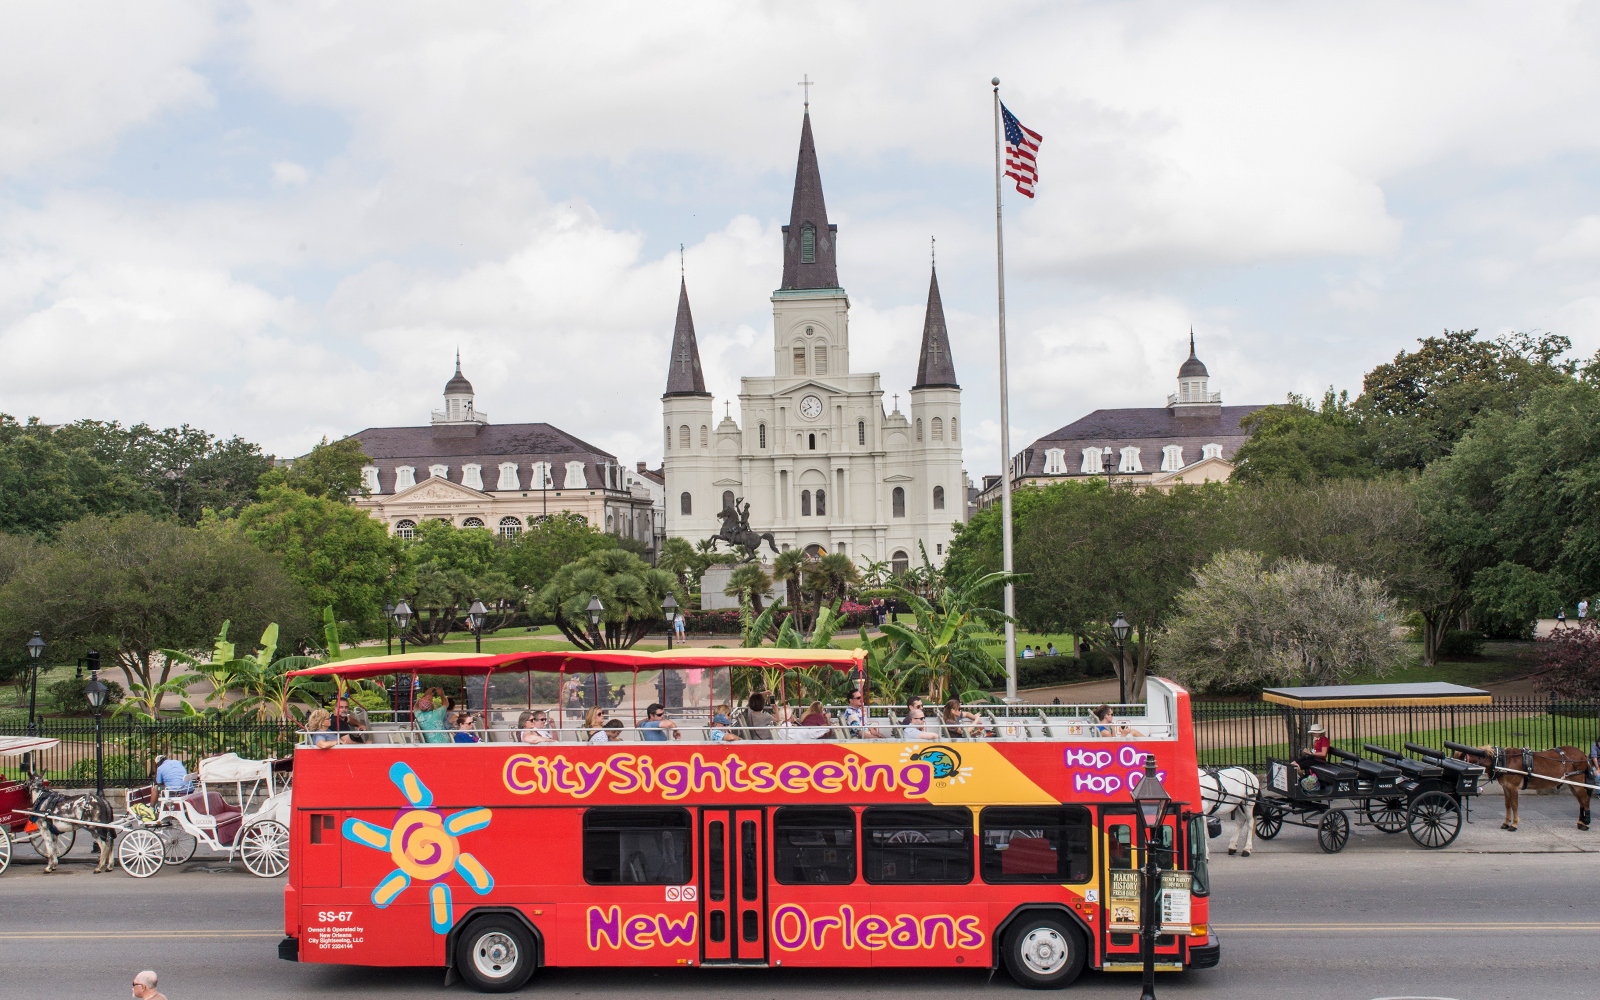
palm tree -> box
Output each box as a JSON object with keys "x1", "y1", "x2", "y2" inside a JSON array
[
  {"x1": 658, "y1": 536, "x2": 696, "y2": 591},
  {"x1": 725, "y1": 563, "x2": 774, "y2": 615},
  {"x1": 772, "y1": 548, "x2": 808, "y2": 620}
]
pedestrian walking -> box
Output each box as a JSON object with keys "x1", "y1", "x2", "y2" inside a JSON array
[
  {"x1": 1580, "y1": 599, "x2": 1589, "y2": 621},
  {"x1": 1558, "y1": 608, "x2": 1568, "y2": 628},
  {"x1": 673, "y1": 613, "x2": 686, "y2": 640},
  {"x1": 132, "y1": 970, "x2": 166, "y2": 1000}
]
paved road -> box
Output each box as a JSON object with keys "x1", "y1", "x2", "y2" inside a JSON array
[{"x1": 4, "y1": 843, "x2": 1597, "y2": 1000}]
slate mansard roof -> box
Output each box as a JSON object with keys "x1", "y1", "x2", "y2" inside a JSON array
[
  {"x1": 1015, "y1": 404, "x2": 1268, "y2": 477},
  {"x1": 350, "y1": 423, "x2": 624, "y2": 495}
]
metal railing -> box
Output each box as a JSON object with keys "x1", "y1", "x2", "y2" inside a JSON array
[{"x1": 1, "y1": 718, "x2": 298, "y2": 789}]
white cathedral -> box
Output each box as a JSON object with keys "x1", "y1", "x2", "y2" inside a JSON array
[{"x1": 662, "y1": 111, "x2": 966, "y2": 574}]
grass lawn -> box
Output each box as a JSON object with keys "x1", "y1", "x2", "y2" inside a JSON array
[{"x1": 1340, "y1": 641, "x2": 1535, "y2": 689}]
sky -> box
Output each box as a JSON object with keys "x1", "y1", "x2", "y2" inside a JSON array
[{"x1": 4, "y1": 1, "x2": 1600, "y2": 479}]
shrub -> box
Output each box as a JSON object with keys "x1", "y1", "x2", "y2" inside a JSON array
[
  {"x1": 1536, "y1": 619, "x2": 1600, "y2": 697},
  {"x1": 47, "y1": 676, "x2": 125, "y2": 716},
  {"x1": 1436, "y1": 630, "x2": 1485, "y2": 658}
]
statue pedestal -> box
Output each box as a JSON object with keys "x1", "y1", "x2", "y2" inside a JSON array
[{"x1": 700, "y1": 562, "x2": 779, "y2": 610}]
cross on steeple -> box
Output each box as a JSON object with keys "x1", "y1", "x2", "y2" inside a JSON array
[
  {"x1": 680, "y1": 243, "x2": 684, "y2": 276},
  {"x1": 927, "y1": 341, "x2": 942, "y2": 364},
  {"x1": 798, "y1": 74, "x2": 813, "y2": 109},
  {"x1": 931, "y1": 235, "x2": 936, "y2": 267},
  {"x1": 678, "y1": 346, "x2": 691, "y2": 374},
  {"x1": 892, "y1": 393, "x2": 899, "y2": 411}
]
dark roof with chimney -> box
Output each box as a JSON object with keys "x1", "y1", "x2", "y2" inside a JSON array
[
  {"x1": 1178, "y1": 332, "x2": 1208, "y2": 378},
  {"x1": 1008, "y1": 404, "x2": 1268, "y2": 478},
  {"x1": 445, "y1": 351, "x2": 474, "y2": 394},
  {"x1": 780, "y1": 112, "x2": 839, "y2": 290},
  {"x1": 349, "y1": 423, "x2": 627, "y2": 495},
  {"x1": 912, "y1": 266, "x2": 958, "y2": 389},
  {"x1": 663, "y1": 278, "x2": 710, "y2": 397}
]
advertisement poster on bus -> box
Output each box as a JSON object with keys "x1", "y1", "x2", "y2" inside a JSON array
[
  {"x1": 1109, "y1": 871, "x2": 1141, "y2": 931},
  {"x1": 1160, "y1": 872, "x2": 1193, "y2": 933}
]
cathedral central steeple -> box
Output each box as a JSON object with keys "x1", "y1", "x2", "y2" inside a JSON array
[{"x1": 780, "y1": 112, "x2": 839, "y2": 290}]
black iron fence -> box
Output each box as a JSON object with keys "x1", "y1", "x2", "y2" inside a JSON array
[
  {"x1": 1193, "y1": 697, "x2": 1600, "y2": 772},
  {"x1": 1, "y1": 718, "x2": 298, "y2": 788}
]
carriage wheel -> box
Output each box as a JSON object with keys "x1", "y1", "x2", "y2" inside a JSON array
[
  {"x1": 28, "y1": 824, "x2": 75, "y2": 860},
  {"x1": 0, "y1": 832, "x2": 12, "y2": 875},
  {"x1": 1317, "y1": 809, "x2": 1350, "y2": 854},
  {"x1": 1367, "y1": 797, "x2": 1408, "y2": 834},
  {"x1": 1407, "y1": 791, "x2": 1462, "y2": 849},
  {"x1": 162, "y1": 831, "x2": 197, "y2": 866},
  {"x1": 240, "y1": 821, "x2": 290, "y2": 878},
  {"x1": 1253, "y1": 801, "x2": 1283, "y2": 840},
  {"x1": 118, "y1": 829, "x2": 164, "y2": 878}
]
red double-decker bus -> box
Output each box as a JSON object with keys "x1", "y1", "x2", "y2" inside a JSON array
[{"x1": 280, "y1": 648, "x2": 1217, "y2": 991}]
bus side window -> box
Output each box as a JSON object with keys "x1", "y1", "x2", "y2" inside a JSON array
[
  {"x1": 582, "y1": 807, "x2": 692, "y2": 885},
  {"x1": 861, "y1": 806, "x2": 973, "y2": 884},
  {"x1": 1108, "y1": 823, "x2": 1132, "y2": 870},
  {"x1": 708, "y1": 820, "x2": 725, "y2": 900},
  {"x1": 978, "y1": 805, "x2": 1091, "y2": 884},
  {"x1": 773, "y1": 806, "x2": 856, "y2": 885}
]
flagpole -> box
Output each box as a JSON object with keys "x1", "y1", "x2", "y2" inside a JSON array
[{"x1": 992, "y1": 77, "x2": 1017, "y2": 703}]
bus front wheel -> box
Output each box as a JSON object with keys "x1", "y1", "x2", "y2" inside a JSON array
[
  {"x1": 1002, "y1": 914, "x2": 1085, "y2": 989},
  {"x1": 454, "y1": 916, "x2": 536, "y2": 993}
]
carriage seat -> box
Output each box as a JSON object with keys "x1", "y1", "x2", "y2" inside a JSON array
[{"x1": 182, "y1": 791, "x2": 242, "y2": 846}]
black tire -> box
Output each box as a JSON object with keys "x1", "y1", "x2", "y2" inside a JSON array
[
  {"x1": 454, "y1": 916, "x2": 536, "y2": 993},
  {"x1": 1253, "y1": 801, "x2": 1282, "y2": 840},
  {"x1": 1407, "y1": 791, "x2": 1462, "y2": 850},
  {"x1": 1317, "y1": 809, "x2": 1350, "y2": 854},
  {"x1": 1367, "y1": 797, "x2": 1407, "y2": 833},
  {"x1": 1002, "y1": 914, "x2": 1086, "y2": 989}
]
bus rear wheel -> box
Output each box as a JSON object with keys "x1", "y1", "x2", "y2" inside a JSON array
[
  {"x1": 454, "y1": 916, "x2": 535, "y2": 993},
  {"x1": 1003, "y1": 914, "x2": 1085, "y2": 989}
]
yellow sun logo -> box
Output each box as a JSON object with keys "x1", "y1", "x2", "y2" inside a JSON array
[{"x1": 342, "y1": 762, "x2": 494, "y2": 934}]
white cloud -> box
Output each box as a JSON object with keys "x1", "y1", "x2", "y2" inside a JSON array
[{"x1": 271, "y1": 161, "x2": 310, "y2": 187}]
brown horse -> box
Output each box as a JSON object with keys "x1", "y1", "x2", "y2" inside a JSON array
[{"x1": 1463, "y1": 745, "x2": 1593, "y2": 832}]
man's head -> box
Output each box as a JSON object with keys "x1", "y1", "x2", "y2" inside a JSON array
[
  {"x1": 712, "y1": 714, "x2": 731, "y2": 728},
  {"x1": 848, "y1": 690, "x2": 863, "y2": 708},
  {"x1": 132, "y1": 971, "x2": 158, "y2": 996},
  {"x1": 646, "y1": 703, "x2": 665, "y2": 720},
  {"x1": 748, "y1": 693, "x2": 765, "y2": 713},
  {"x1": 335, "y1": 693, "x2": 349, "y2": 716}
]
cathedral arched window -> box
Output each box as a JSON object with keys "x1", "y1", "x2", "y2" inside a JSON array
[
  {"x1": 814, "y1": 345, "x2": 827, "y2": 375},
  {"x1": 700, "y1": 425, "x2": 708, "y2": 447},
  {"x1": 801, "y1": 225, "x2": 816, "y2": 263},
  {"x1": 665, "y1": 426, "x2": 671, "y2": 450},
  {"x1": 679, "y1": 425, "x2": 690, "y2": 449},
  {"x1": 931, "y1": 417, "x2": 943, "y2": 441},
  {"x1": 759, "y1": 423, "x2": 766, "y2": 449},
  {"x1": 815, "y1": 489, "x2": 826, "y2": 516},
  {"x1": 680, "y1": 492, "x2": 692, "y2": 515},
  {"x1": 462, "y1": 517, "x2": 484, "y2": 529},
  {"x1": 722, "y1": 491, "x2": 735, "y2": 513},
  {"x1": 891, "y1": 550, "x2": 909, "y2": 576},
  {"x1": 858, "y1": 420, "x2": 865, "y2": 445},
  {"x1": 800, "y1": 490, "x2": 812, "y2": 517},
  {"x1": 892, "y1": 487, "x2": 906, "y2": 518},
  {"x1": 808, "y1": 433, "x2": 816, "y2": 450},
  {"x1": 933, "y1": 486, "x2": 945, "y2": 510},
  {"x1": 916, "y1": 419, "x2": 923, "y2": 442},
  {"x1": 951, "y1": 418, "x2": 958, "y2": 441},
  {"x1": 394, "y1": 520, "x2": 416, "y2": 540},
  {"x1": 793, "y1": 347, "x2": 807, "y2": 375},
  {"x1": 499, "y1": 516, "x2": 522, "y2": 538}
]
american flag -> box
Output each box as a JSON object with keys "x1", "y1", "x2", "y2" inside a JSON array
[{"x1": 1002, "y1": 103, "x2": 1042, "y2": 198}]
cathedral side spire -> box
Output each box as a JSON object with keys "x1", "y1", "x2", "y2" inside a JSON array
[
  {"x1": 663, "y1": 278, "x2": 710, "y2": 397},
  {"x1": 780, "y1": 112, "x2": 839, "y2": 290},
  {"x1": 912, "y1": 264, "x2": 958, "y2": 389}
]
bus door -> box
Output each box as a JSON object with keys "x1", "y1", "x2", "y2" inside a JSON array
[
  {"x1": 699, "y1": 808, "x2": 767, "y2": 963},
  {"x1": 1097, "y1": 806, "x2": 1183, "y2": 969}
]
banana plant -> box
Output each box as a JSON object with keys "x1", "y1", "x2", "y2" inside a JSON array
[
  {"x1": 881, "y1": 569, "x2": 1019, "y2": 703},
  {"x1": 113, "y1": 675, "x2": 203, "y2": 720}
]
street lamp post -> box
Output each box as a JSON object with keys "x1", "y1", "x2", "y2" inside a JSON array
[
  {"x1": 468, "y1": 600, "x2": 488, "y2": 654},
  {"x1": 25, "y1": 632, "x2": 45, "y2": 737},
  {"x1": 1111, "y1": 612, "x2": 1132, "y2": 705},
  {"x1": 586, "y1": 596, "x2": 605, "y2": 649},
  {"x1": 1130, "y1": 754, "x2": 1172, "y2": 1000},
  {"x1": 384, "y1": 602, "x2": 395, "y2": 656},
  {"x1": 85, "y1": 671, "x2": 109, "y2": 798},
  {"x1": 661, "y1": 593, "x2": 678, "y2": 650},
  {"x1": 392, "y1": 601, "x2": 412, "y2": 655}
]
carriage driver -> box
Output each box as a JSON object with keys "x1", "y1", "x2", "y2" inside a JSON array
[
  {"x1": 1297, "y1": 722, "x2": 1331, "y2": 774},
  {"x1": 153, "y1": 755, "x2": 192, "y2": 793}
]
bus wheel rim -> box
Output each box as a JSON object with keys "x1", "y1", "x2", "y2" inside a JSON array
[
  {"x1": 1020, "y1": 927, "x2": 1068, "y2": 975},
  {"x1": 473, "y1": 932, "x2": 518, "y2": 979}
]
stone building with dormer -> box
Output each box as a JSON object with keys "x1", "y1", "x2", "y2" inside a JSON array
[
  {"x1": 975, "y1": 336, "x2": 1268, "y2": 509},
  {"x1": 348, "y1": 357, "x2": 659, "y2": 553},
  {"x1": 662, "y1": 111, "x2": 967, "y2": 575}
]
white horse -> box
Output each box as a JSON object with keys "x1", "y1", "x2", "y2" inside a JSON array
[{"x1": 1199, "y1": 765, "x2": 1260, "y2": 857}]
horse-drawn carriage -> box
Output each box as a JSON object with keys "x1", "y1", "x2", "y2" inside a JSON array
[
  {"x1": 0, "y1": 737, "x2": 75, "y2": 874},
  {"x1": 6, "y1": 749, "x2": 292, "y2": 878},
  {"x1": 1252, "y1": 741, "x2": 1483, "y2": 852}
]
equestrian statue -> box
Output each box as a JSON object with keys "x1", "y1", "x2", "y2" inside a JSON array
[{"x1": 708, "y1": 497, "x2": 778, "y2": 564}]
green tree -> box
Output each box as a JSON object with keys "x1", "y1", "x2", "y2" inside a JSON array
[
  {"x1": 0, "y1": 514, "x2": 313, "y2": 698},
  {"x1": 1359, "y1": 329, "x2": 1575, "y2": 470},
  {"x1": 1160, "y1": 550, "x2": 1404, "y2": 693},
  {"x1": 658, "y1": 536, "x2": 697, "y2": 592},
  {"x1": 771, "y1": 548, "x2": 808, "y2": 614},
  {"x1": 881, "y1": 569, "x2": 1015, "y2": 702},
  {"x1": 401, "y1": 520, "x2": 518, "y2": 644},
  {"x1": 503, "y1": 512, "x2": 617, "y2": 592},
  {"x1": 1231, "y1": 389, "x2": 1375, "y2": 484},
  {"x1": 724, "y1": 563, "x2": 774, "y2": 615},
  {"x1": 0, "y1": 426, "x2": 156, "y2": 535},
  {"x1": 533, "y1": 548, "x2": 683, "y2": 649},
  {"x1": 233, "y1": 484, "x2": 407, "y2": 639},
  {"x1": 257, "y1": 436, "x2": 372, "y2": 501}
]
